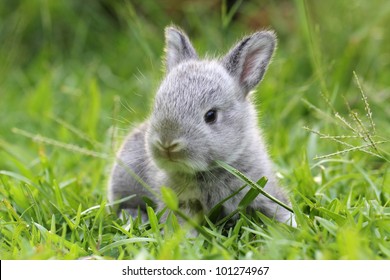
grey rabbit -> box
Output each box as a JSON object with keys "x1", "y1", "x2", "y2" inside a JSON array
[{"x1": 108, "y1": 26, "x2": 295, "y2": 226}]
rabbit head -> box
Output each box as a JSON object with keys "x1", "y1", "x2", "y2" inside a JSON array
[{"x1": 146, "y1": 26, "x2": 276, "y2": 174}]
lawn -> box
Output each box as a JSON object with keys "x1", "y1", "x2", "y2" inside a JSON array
[{"x1": 0, "y1": 0, "x2": 389, "y2": 260}]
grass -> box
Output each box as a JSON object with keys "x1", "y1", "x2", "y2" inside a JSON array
[{"x1": 0, "y1": 0, "x2": 389, "y2": 259}]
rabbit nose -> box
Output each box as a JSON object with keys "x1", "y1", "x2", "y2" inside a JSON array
[
  {"x1": 156, "y1": 139, "x2": 182, "y2": 151},
  {"x1": 155, "y1": 139, "x2": 185, "y2": 160}
]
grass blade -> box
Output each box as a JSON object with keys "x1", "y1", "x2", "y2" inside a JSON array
[{"x1": 216, "y1": 161, "x2": 294, "y2": 213}]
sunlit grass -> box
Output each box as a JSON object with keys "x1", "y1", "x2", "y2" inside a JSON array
[{"x1": 0, "y1": 0, "x2": 389, "y2": 259}]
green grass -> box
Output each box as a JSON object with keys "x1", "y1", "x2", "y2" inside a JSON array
[{"x1": 0, "y1": 0, "x2": 389, "y2": 259}]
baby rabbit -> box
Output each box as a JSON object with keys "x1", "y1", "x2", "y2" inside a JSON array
[{"x1": 109, "y1": 26, "x2": 295, "y2": 226}]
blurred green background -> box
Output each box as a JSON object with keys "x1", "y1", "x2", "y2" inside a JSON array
[
  {"x1": 0, "y1": 0, "x2": 389, "y2": 259},
  {"x1": 1, "y1": 0, "x2": 388, "y2": 165},
  {"x1": 1, "y1": 0, "x2": 389, "y2": 159}
]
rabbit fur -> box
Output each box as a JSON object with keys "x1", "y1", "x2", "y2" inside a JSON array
[{"x1": 108, "y1": 26, "x2": 295, "y2": 226}]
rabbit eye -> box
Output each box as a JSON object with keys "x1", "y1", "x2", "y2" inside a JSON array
[{"x1": 204, "y1": 109, "x2": 217, "y2": 124}]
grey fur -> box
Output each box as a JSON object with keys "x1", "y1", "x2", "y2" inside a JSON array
[{"x1": 108, "y1": 26, "x2": 295, "y2": 226}]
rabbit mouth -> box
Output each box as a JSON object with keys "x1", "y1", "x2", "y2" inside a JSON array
[
  {"x1": 156, "y1": 158, "x2": 195, "y2": 173},
  {"x1": 154, "y1": 155, "x2": 209, "y2": 175},
  {"x1": 149, "y1": 140, "x2": 210, "y2": 174}
]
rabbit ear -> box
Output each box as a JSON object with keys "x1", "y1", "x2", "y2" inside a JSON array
[
  {"x1": 165, "y1": 26, "x2": 198, "y2": 73},
  {"x1": 222, "y1": 31, "x2": 276, "y2": 94}
]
